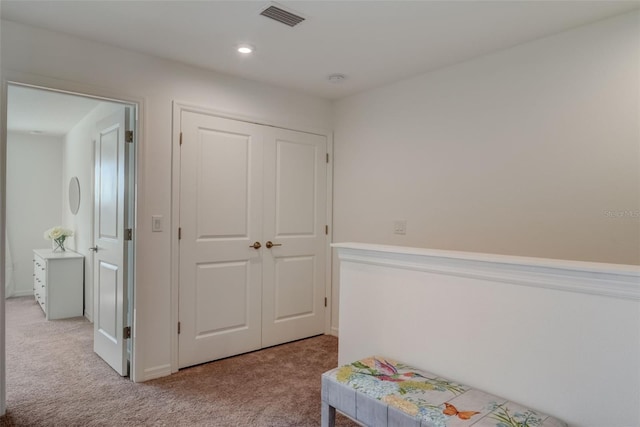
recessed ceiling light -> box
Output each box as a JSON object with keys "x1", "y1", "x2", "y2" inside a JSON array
[{"x1": 237, "y1": 44, "x2": 255, "y2": 54}]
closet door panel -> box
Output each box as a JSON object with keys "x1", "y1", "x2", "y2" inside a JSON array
[
  {"x1": 275, "y1": 140, "x2": 317, "y2": 236},
  {"x1": 262, "y1": 128, "x2": 327, "y2": 347},
  {"x1": 178, "y1": 112, "x2": 263, "y2": 369}
]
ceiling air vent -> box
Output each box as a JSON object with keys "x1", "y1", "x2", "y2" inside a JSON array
[{"x1": 260, "y1": 4, "x2": 305, "y2": 27}]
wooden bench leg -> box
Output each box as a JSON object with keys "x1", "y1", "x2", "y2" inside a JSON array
[{"x1": 321, "y1": 401, "x2": 336, "y2": 427}]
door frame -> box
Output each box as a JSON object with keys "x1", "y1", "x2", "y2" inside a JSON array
[
  {"x1": 0, "y1": 74, "x2": 145, "y2": 413},
  {"x1": 170, "y1": 101, "x2": 334, "y2": 373}
]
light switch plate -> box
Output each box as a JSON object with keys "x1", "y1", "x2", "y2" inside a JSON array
[{"x1": 152, "y1": 215, "x2": 163, "y2": 232}]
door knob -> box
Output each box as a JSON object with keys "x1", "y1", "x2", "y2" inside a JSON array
[
  {"x1": 249, "y1": 242, "x2": 262, "y2": 249},
  {"x1": 265, "y1": 241, "x2": 282, "y2": 249},
  {"x1": 89, "y1": 246, "x2": 99, "y2": 253}
]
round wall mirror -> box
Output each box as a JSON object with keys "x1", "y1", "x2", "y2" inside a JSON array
[{"x1": 69, "y1": 176, "x2": 81, "y2": 215}]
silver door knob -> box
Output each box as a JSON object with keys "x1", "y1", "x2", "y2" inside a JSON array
[
  {"x1": 265, "y1": 241, "x2": 282, "y2": 249},
  {"x1": 89, "y1": 246, "x2": 99, "y2": 252}
]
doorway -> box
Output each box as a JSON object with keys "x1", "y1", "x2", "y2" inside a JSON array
[{"x1": 3, "y1": 83, "x2": 137, "y2": 379}]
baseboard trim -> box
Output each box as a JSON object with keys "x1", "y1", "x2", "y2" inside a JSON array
[
  {"x1": 8, "y1": 290, "x2": 33, "y2": 298},
  {"x1": 143, "y1": 364, "x2": 172, "y2": 381},
  {"x1": 330, "y1": 326, "x2": 339, "y2": 337}
]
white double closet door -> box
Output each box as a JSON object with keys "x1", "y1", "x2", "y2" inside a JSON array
[{"x1": 178, "y1": 111, "x2": 327, "y2": 369}]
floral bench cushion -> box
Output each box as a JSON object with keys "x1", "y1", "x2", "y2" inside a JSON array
[{"x1": 322, "y1": 356, "x2": 567, "y2": 427}]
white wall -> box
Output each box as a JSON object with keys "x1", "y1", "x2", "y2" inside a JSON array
[
  {"x1": 332, "y1": 11, "x2": 640, "y2": 332},
  {"x1": 61, "y1": 102, "x2": 122, "y2": 320},
  {"x1": 6, "y1": 131, "x2": 63, "y2": 296},
  {"x1": 1, "y1": 19, "x2": 333, "y2": 381},
  {"x1": 335, "y1": 243, "x2": 640, "y2": 427}
]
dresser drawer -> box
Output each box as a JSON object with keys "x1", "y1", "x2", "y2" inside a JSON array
[
  {"x1": 33, "y1": 257, "x2": 46, "y2": 311},
  {"x1": 34, "y1": 256, "x2": 46, "y2": 283}
]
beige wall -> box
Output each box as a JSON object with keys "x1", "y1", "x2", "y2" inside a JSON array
[
  {"x1": 334, "y1": 10, "x2": 639, "y2": 264},
  {"x1": 332, "y1": 10, "x2": 640, "y2": 332}
]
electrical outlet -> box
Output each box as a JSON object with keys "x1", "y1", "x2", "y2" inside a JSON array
[{"x1": 393, "y1": 220, "x2": 407, "y2": 235}]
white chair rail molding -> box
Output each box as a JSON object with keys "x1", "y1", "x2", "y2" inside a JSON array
[{"x1": 332, "y1": 243, "x2": 640, "y2": 427}]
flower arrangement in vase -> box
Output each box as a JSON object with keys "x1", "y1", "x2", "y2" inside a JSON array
[{"x1": 44, "y1": 226, "x2": 74, "y2": 252}]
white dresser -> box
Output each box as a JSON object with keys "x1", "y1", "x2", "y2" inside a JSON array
[{"x1": 33, "y1": 249, "x2": 84, "y2": 320}]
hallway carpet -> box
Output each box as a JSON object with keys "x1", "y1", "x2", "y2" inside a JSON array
[{"x1": 2, "y1": 296, "x2": 357, "y2": 426}]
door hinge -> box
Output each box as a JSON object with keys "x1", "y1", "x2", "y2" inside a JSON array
[
  {"x1": 178, "y1": 227, "x2": 182, "y2": 240},
  {"x1": 326, "y1": 153, "x2": 329, "y2": 163},
  {"x1": 179, "y1": 132, "x2": 183, "y2": 146},
  {"x1": 178, "y1": 322, "x2": 181, "y2": 334},
  {"x1": 324, "y1": 297, "x2": 327, "y2": 307},
  {"x1": 125, "y1": 228, "x2": 133, "y2": 241},
  {"x1": 125, "y1": 130, "x2": 134, "y2": 143},
  {"x1": 325, "y1": 225, "x2": 329, "y2": 235},
  {"x1": 124, "y1": 326, "x2": 131, "y2": 339}
]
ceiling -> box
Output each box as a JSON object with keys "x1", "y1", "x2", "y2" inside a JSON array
[
  {"x1": 7, "y1": 85, "x2": 102, "y2": 136},
  {"x1": 2, "y1": 1, "x2": 639, "y2": 101}
]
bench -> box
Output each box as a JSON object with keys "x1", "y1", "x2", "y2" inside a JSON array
[{"x1": 321, "y1": 356, "x2": 567, "y2": 427}]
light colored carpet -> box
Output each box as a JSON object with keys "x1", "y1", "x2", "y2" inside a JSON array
[{"x1": 2, "y1": 296, "x2": 358, "y2": 426}]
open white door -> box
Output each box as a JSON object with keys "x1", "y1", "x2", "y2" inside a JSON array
[{"x1": 93, "y1": 107, "x2": 132, "y2": 376}]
